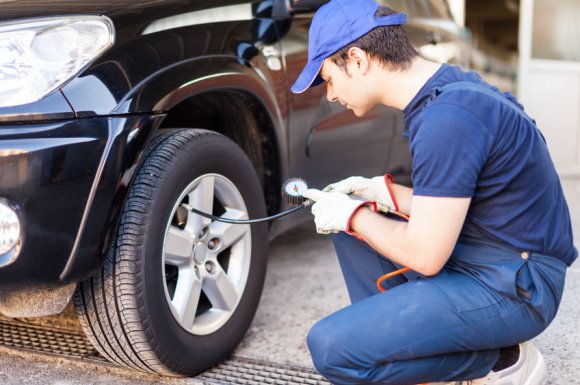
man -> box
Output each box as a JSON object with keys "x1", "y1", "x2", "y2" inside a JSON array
[{"x1": 291, "y1": 0, "x2": 577, "y2": 384}]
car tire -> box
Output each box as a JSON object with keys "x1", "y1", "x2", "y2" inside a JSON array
[{"x1": 74, "y1": 129, "x2": 268, "y2": 376}]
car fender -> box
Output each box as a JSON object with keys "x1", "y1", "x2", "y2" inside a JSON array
[{"x1": 115, "y1": 56, "x2": 285, "y2": 126}]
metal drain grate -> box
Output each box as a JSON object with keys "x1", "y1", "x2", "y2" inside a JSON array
[
  {"x1": 0, "y1": 318, "x2": 330, "y2": 385},
  {"x1": 0, "y1": 318, "x2": 101, "y2": 360},
  {"x1": 202, "y1": 357, "x2": 331, "y2": 385}
]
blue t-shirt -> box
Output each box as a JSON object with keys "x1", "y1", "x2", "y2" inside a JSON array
[{"x1": 403, "y1": 64, "x2": 577, "y2": 265}]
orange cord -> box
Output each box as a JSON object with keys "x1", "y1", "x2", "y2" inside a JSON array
[
  {"x1": 375, "y1": 209, "x2": 411, "y2": 292},
  {"x1": 376, "y1": 266, "x2": 411, "y2": 292}
]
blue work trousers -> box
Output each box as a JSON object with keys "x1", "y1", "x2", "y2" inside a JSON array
[{"x1": 307, "y1": 232, "x2": 567, "y2": 385}]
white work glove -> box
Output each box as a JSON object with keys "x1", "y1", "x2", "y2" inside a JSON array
[
  {"x1": 302, "y1": 188, "x2": 377, "y2": 236},
  {"x1": 323, "y1": 174, "x2": 398, "y2": 214}
]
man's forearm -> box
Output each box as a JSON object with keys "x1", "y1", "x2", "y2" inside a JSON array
[
  {"x1": 348, "y1": 207, "x2": 435, "y2": 274},
  {"x1": 390, "y1": 183, "x2": 413, "y2": 215},
  {"x1": 349, "y1": 194, "x2": 469, "y2": 276}
]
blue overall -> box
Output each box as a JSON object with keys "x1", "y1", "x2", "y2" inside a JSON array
[
  {"x1": 307, "y1": 233, "x2": 567, "y2": 385},
  {"x1": 307, "y1": 74, "x2": 575, "y2": 385}
]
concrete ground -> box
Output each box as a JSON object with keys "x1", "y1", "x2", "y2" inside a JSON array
[{"x1": 0, "y1": 178, "x2": 577, "y2": 384}]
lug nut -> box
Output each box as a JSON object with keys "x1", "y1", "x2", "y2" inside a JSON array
[
  {"x1": 205, "y1": 261, "x2": 214, "y2": 274},
  {"x1": 207, "y1": 238, "x2": 219, "y2": 250}
]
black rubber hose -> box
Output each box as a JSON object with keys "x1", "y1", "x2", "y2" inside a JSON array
[{"x1": 190, "y1": 203, "x2": 308, "y2": 224}]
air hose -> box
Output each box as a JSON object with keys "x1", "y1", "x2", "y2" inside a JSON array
[
  {"x1": 189, "y1": 178, "x2": 311, "y2": 224},
  {"x1": 190, "y1": 177, "x2": 412, "y2": 290},
  {"x1": 190, "y1": 204, "x2": 308, "y2": 224}
]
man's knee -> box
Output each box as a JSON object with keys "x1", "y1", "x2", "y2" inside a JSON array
[
  {"x1": 307, "y1": 317, "x2": 333, "y2": 370},
  {"x1": 307, "y1": 315, "x2": 366, "y2": 385},
  {"x1": 307, "y1": 316, "x2": 344, "y2": 379}
]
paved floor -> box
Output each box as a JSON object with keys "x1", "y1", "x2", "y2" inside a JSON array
[{"x1": 0, "y1": 178, "x2": 577, "y2": 384}]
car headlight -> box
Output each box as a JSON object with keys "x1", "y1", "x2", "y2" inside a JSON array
[{"x1": 0, "y1": 16, "x2": 115, "y2": 108}]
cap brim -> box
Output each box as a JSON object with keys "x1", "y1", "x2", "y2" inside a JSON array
[{"x1": 291, "y1": 59, "x2": 324, "y2": 94}]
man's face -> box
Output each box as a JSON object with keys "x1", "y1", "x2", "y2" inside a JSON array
[{"x1": 319, "y1": 57, "x2": 376, "y2": 117}]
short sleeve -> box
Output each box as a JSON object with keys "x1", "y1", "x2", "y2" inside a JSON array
[{"x1": 410, "y1": 103, "x2": 491, "y2": 197}]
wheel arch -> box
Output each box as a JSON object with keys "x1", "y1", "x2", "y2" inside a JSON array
[
  {"x1": 60, "y1": 58, "x2": 286, "y2": 283},
  {"x1": 158, "y1": 89, "x2": 283, "y2": 219}
]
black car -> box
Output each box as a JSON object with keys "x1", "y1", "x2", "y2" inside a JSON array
[{"x1": 0, "y1": 0, "x2": 467, "y2": 377}]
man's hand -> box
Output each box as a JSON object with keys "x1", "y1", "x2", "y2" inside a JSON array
[
  {"x1": 302, "y1": 188, "x2": 376, "y2": 235},
  {"x1": 323, "y1": 174, "x2": 398, "y2": 213}
]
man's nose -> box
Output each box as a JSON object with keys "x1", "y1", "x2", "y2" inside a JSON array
[{"x1": 326, "y1": 83, "x2": 337, "y2": 102}]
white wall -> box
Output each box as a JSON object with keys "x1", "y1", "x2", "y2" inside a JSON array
[{"x1": 519, "y1": 0, "x2": 580, "y2": 178}]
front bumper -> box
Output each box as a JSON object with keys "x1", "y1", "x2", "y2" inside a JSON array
[
  {"x1": 0, "y1": 114, "x2": 164, "y2": 293},
  {"x1": 0, "y1": 118, "x2": 107, "y2": 291}
]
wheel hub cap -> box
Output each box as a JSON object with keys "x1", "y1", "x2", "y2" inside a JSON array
[{"x1": 192, "y1": 242, "x2": 207, "y2": 265}]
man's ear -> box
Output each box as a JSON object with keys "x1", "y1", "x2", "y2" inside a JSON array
[{"x1": 347, "y1": 47, "x2": 370, "y2": 74}]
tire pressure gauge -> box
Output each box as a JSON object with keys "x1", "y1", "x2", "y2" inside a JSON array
[{"x1": 281, "y1": 177, "x2": 309, "y2": 206}]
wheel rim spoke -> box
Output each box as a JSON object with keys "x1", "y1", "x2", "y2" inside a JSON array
[
  {"x1": 210, "y1": 208, "x2": 249, "y2": 249},
  {"x1": 204, "y1": 264, "x2": 240, "y2": 311},
  {"x1": 164, "y1": 226, "x2": 194, "y2": 266},
  {"x1": 172, "y1": 268, "x2": 202, "y2": 330},
  {"x1": 186, "y1": 176, "x2": 215, "y2": 233}
]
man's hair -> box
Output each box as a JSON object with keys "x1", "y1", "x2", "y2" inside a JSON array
[{"x1": 329, "y1": 6, "x2": 418, "y2": 72}]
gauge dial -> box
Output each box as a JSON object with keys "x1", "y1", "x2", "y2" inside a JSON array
[{"x1": 281, "y1": 178, "x2": 309, "y2": 206}]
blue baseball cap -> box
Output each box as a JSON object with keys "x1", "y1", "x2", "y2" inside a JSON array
[{"x1": 291, "y1": 0, "x2": 407, "y2": 94}]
